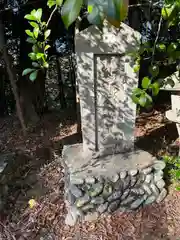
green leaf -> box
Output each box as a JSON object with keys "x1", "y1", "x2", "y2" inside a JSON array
[
  {"x1": 44, "y1": 29, "x2": 51, "y2": 40},
  {"x1": 157, "y1": 43, "x2": 166, "y2": 51},
  {"x1": 87, "y1": 3, "x2": 104, "y2": 26},
  {"x1": 151, "y1": 82, "x2": 160, "y2": 96},
  {"x1": 47, "y1": 0, "x2": 56, "y2": 8},
  {"x1": 43, "y1": 62, "x2": 49, "y2": 68},
  {"x1": 24, "y1": 14, "x2": 37, "y2": 21},
  {"x1": 26, "y1": 37, "x2": 36, "y2": 44},
  {"x1": 56, "y1": 0, "x2": 63, "y2": 6},
  {"x1": 145, "y1": 93, "x2": 153, "y2": 103},
  {"x1": 22, "y1": 68, "x2": 34, "y2": 76},
  {"x1": 161, "y1": 5, "x2": 174, "y2": 19},
  {"x1": 32, "y1": 45, "x2": 39, "y2": 53},
  {"x1": 28, "y1": 52, "x2": 37, "y2": 60},
  {"x1": 175, "y1": 186, "x2": 180, "y2": 191},
  {"x1": 29, "y1": 70, "x2": 38, "y2": 81},
  {"x1": 32, "y1": 62, "x2": 40, "y2": 67},
  {"x1": 149, "y1": 65, "x2": 159, "y2": 77},
  {"x1": 133, "y1": 65, "x2": 140, "y2": 73},
  {"x1": 36, "y1": 53, "x2": 44, "y2": 59},
  {"x1": 167, "y1": 43, "x2": 178, "y2": 53},
  {"x1": 44, "y1": 45, "x2": 51, "y2": 51},
  {"x1": 142, "y1": 77, "x2": 151, "y2": 89},
  {"x1": 33, "y1": 28, "x2": 39, "y2": 39},
  {"x1": 61, "y1": 0, "x2": 83, "y2": 28},
  {"x1": 131, "y1": 93, "x2": 139, "y2": 104},
  {"x1": 29, "y1": 22, "x2": 39, "y2": 28},
  {"x1": 25, "y1": 30, "x2": 34, "y2": 37},
  {"x1": 35, "y1": 9, "x2": 42, "y2": 22},
  {"x1": 139, "y1": 94, "x2": 147, "y2": 107}
]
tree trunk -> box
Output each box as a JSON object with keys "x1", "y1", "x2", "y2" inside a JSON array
[{"x1": 0, "y1": 20, "x2": 26, "y2": 135}]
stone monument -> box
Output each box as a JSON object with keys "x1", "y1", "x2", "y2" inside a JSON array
[{"x1": 62, "y1": 22, "x2": 167, "y2": 226}]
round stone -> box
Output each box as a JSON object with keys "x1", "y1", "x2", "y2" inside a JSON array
[
  {"x1": 153, "y1": 161, "x2": 166, "y2": 171},
  {"x1": 130, "y1": 177, "x2": 138, "y2": 187},
  {"x1": 130, "y1": 198, "x2": 145, "y2": 210},
  {"x1": 154, "y1": 170, "x2": 164, "y2": 182},
  {"x1": 81, "y1": 204, "x2": 94, "y2": 212},
  {"x1": 89, "y1": 183, "x2": 103, "y2": 197},
  {"x1": 70, "y1": 185, "x2": 83, "y2": 198},
  {"x1": 144, "y1": 195, "x2": 156, "y2": 205},
  {"x1": 103, "y1": 184, "x2": 113, "y2": 198},
  {"x1": 143, "y1": 184, "x2": 152, "y2": 195},
  {"x1": 156, "y1": 188, "x2": 167, "y2": 203},
  {"x1": 91, "y1": 196, "x2": 104, "y2": 205},
  {"x1": 156, "y1": 179, "x2": 165, "y2": 190},
  {"x1": 108, "y1": 200, "x2": 120, "y2": 212},
  {"x1": 110, "y1": 173, "x2": 119, "y2": 183},
  {"x1": 114, "y1": 179, "x2": 123, "y2": 191},
  {"x1": 121, "y1": 189, "x2": 130, "y2": 201},
  {"x1": 129, "y1": 169, "x2": 138, "y2": 176},
  {"x1": 121, "y1": 196, "x2": 135, "y2": 206},
  {"x1": 122, "y1": 175, "x2": 131, "y2": 190},
  {"x1": 85, "y1": 176, "x2": 96, "y2": 184},
  {"x1": 107, "y1": 190, "x2": 122, "y2": 202},
  {"x1": 150, "y1": 184, "x2": 159, "y2": 196},
  {"x1": 97, "y1": 202, "x2": 109, "y2": 214},
  {"x1": 70, "y1": 177, "x2": 84, "y2": 185},
  {"x1": 65, "y1": 206, "x2": 80, "y2": 226},
  {"x1": 145, "y1": 174, "x2": 153, "y2": 183},
  {"x1": 142, "y1": 167, "x2": 152, "y2": 175},
  {"x1": 76, "y1": 194, "x2": 90, "y2": 208},
  {"x1": 120, "y1": 171, "x2": 127, "y2": 179},
  {"x1": 84, "y1": 212, "x2": 99, "y2": 222},
  {"x1": 131, "y1": 188, "x2": 144, "y2": 195}
]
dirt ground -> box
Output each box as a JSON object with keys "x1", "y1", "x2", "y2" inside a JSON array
[{"x1": 0, "y1": 100, "x2": 180, "y2": 240}]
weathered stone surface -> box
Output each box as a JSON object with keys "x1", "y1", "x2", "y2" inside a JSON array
[
  {"x1": 136, "y1": 174, "x2": 145, "y2": 185},
  {"x1": 121, "y1": 196, "x2": 135, "y2": 205},
  {"x1": 156, "y1": 179, "x2": 165, "y2": 190},
  {"x1": 89, "y1": 183, "x2": 103, "y2": 197},
  {"x1": 107, "y1": 190, "x2": 122, "y2": 202},
  {"x1": 121, "y1": 189, "x2": 130, "y2": 201},
  {"x1": 103, "y1": 184, "x2": 113, "y2": 198},
  {"x1": 114, "y1": 179, "x2": 123, "y2": 191},
  {"x1": 144, "y1": 195, "x2": 156, "y2": 205},
  {"x1": 91, "y1": 197, "x2": 105, "y2": 205},
  {"x1": 142, "y1": 167, "x2": 152, "y2": 175},
  {"x1": 70, "y1": 185, "x2": 83, "y2": 198},
  {"x1": 122, "y1": 176, "x2": 131, "y2": 190},
  {"x1": 153, "y1": 161, "x2": 166, "y2": 171},
  {"x1": 97, "y1": 202, "x2": 109, "y2": 213},
  {"x1": 82, "y1": 204, "x2": 94, "y2": 212},
  {"x1": 76, "y1": 195, "x2": 90, "y2": 208},
  {"x1": 85, "y1": 176, "x2": 96, "y2": 184},
  {"x1": 129, "y1": 169, "x2": 138, "y2": 176},
  {"x1": 150, "y1": 184, "x2": 159, "y2": 196},
  {"x1": 130, "y1": 198, "x2": 145, "y2": 209},
  {"x1": 108, "y1": 200, "x2": 120, "y2": 212},
  {"x1": 120, "y1": 171, "x2": 127, "y2": 179},
  {"x1": 142, "y1": 184, "x2": 152, "y2": 195},
  {"x1": 65, "y1": 207, "x2": 80, "y2": 226},
  {"x1": 67, "y1": 193, "x2": 76, "y2": 205},
  {"x1": 110, "y1": 173, "x2": 119, "y2": 183},
  {"x1": 156, "y1": 188, "x2": 167, "y2": 203},
  {"x1": 154, "y1": 170, "x2": 164, "y2": 182},
  {"x1": 84, "y1": 212, "x2": 99, "y2": 221},
  {"x1": 70, "y1": 177, "x2": 84, "y2": 185},
  {"x1": 130, "y1": 177, "x2": 137, "y2": 187},
  {"x1": 131, "y1": 188, "x2": 144, "y2": 195},
  {"x1": 145, "y1": 174, "x2": 153, "y2": 183}
]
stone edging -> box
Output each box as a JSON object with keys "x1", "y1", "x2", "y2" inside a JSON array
[{"x1": 64, "y1": 160, "x2": 167, "y2": 225}]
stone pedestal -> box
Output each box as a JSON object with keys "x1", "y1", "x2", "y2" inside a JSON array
[{"x1": 63, "y1": 144, "x2": 167, "y2": 225}]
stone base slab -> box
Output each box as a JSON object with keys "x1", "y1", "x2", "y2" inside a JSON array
[{"x1": 62, "y1": 144, "x2": 167, "y2": 226}]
